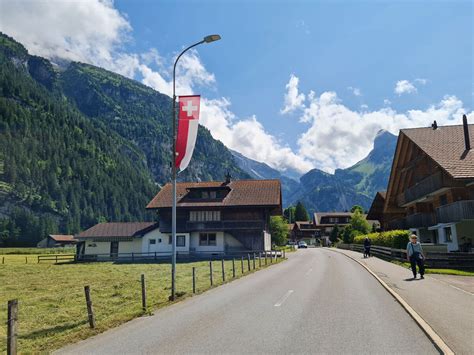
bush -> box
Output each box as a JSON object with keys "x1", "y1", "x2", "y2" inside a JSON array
[{"x1": 353, "y1": 230, "x2": 410, "y2": 249}]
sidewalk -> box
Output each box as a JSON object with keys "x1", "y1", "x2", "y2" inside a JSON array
[{"x1": 333, "y1": 248, "x2": 474, "y2": 355}]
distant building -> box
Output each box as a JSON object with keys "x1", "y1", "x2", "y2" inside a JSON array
[
  {"x1": 289, "y1": 212, "x2": 378, "y2": 245},
  {"x1": 37, "y1": 234, "x2": 77, "y2": 248},
  {"x1": 76, "y1": 178, "x2": 282, "y2": 258},
  {"x1": 374, "y1": 117, "x2": 474, "y2": 251}
]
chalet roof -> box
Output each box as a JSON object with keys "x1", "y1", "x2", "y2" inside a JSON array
[
  {"x1": 146, "y1": 179, "x2": 281, "y2": 209},
  {"x1": 76, "y1": 222, "x2": 158, "y2": 239},
  {"x1": 366, "y1": 191, "x2": 386, "y2": 221},
  {"x1": 293, "y1": 221, "x2": 317, "y2": 230},
  {"x1": 48, "y1": 234, "x2": 77, "y2": 242},
  {"x1": 401, "y1": 124, "x2": 474, "y2": 179},
  {"x1": 313, "y1": 212, "x2": 353, "y2": 225}
]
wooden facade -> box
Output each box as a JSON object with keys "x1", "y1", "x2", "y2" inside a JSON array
[{"x1": 380, "y1": 120, "x2": 474, "y2": 251}]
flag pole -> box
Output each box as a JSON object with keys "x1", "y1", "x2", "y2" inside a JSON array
[{"x1": 170, "y1": 35, "x2": 221, "y2": 301}]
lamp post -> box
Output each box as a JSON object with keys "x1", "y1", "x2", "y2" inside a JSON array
[{"x1": 170, "y1": 34, "x2": 221, "y2": 301}]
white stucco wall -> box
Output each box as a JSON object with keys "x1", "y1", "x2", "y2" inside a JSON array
[
  {"x1": 83, "y1": 240, "x2": 111, "y2": 255},
  {"x1": 263, "y1": 231, "x2": 271, "y2": 251},
  {"x1": 190, "y1": 231, "x2": 224, "y2": 252},
  {"x1": 141, "y1": 229, "x2": 189, "y2": 254},
  {"x1": 224, "y1": 233, "x2": 244, "y2": 248}
]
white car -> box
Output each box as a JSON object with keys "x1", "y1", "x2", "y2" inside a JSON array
[{"x1": 298, "y1": 241, "x2": 308, "y2": 249}]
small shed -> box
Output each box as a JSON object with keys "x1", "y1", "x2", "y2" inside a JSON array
[{"x1": 37, "y1": 234, "x2": 78, "y2": 248}]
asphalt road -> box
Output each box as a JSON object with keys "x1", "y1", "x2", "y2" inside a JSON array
[{"x1": 58, "y1": 249, "x2": 438, "y2": 354}]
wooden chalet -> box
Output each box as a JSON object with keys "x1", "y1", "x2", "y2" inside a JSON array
[
  {"x1": 381, "y1": 116, "x2": 474, "y2": 251},
  {"x1": 146, "y1": 178, "x2": 282, "y2": 252}
]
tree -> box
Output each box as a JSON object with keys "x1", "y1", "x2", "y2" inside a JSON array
[
  {"x1": 350, "y1": 205, "x2": 364, "y2": 214},
  {"x1": 294, "y1": 201, "x2": 309, "y2": 221},
  {"x1": 350, "y1": 210, "x2": 370, "y2": 234},
  {"x1": 283, "y1": 206, "x2": 296, "y2": 223},
  {"x1": 329, "y1": 224, "x2": 340, "y2": 243},
  {"x1": 269, "y1": 216, "x2": 289, "y2": 246}
]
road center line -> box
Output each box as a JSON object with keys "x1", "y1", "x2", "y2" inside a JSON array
[{"x1": 274, "y1": 290, "x2": 294, "y2": 307}]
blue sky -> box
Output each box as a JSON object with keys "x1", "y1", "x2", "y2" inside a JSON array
[{"x1": 1, "y1": 0, "x2": 472, "y2": 174}]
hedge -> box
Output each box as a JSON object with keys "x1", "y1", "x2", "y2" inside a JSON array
[{"x1": 353, "y1": 230, "x2": 410, "y2": 249}]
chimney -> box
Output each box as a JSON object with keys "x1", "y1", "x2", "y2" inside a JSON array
[
  {"x1": 224, "y1": 172, "x2": 232, "y2": 184},
  {"x1": 431, "y1": 120, "x2": 438, "y2": 130},
  {"x1": 463, "y1": 114, "x2": 471, "y2": 151}
]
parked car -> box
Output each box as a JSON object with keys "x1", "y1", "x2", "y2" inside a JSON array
[{"x1": 298, "y1": 241, "x2": 308, "y2": 249}]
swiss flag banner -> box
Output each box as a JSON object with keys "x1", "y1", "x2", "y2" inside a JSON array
[{"x1": 176, "y1": 95, "x2": 201, "y2": 172}]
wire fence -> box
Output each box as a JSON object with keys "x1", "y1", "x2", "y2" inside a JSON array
[{"x1": 0, "y1": 251, "x2": 285, "y2": 353}]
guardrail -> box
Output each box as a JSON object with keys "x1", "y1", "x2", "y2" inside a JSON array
[{"x1": 338, "y1": 244, "x2": 474, "y2": 269}]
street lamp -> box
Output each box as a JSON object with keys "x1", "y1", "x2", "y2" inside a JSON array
[{"x1": 170, "y1": 34, "x2": 221, "y2": 301}]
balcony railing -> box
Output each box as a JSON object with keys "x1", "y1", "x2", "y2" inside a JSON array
[
  {"x1": 186, "y1": 220, "x2": 265, "y2": 231},
  {"x1": 405, "y1": 213, "x2": 435, "y2": 228},
  {"x1": 437, "y1": 200, "x2": 474, "y2": 223},
  {"x1": 397, "y1": 172, "x2": 445, "y2": 206}
]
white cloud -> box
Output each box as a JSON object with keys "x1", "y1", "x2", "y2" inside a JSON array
[
  {"x1": 395, "y1": 80, "x2": 417, "y2": 95},
  {"x1": 383, "y1": 99, "x2": 392, "y2": 106},
  {"x1": 0, "y1": 0, "x2": 132, "y2": 68},
  {"x1": 199, "y1": 98, "x2": 313, "y2": 173},
  {"x1": 415, "y1": 78, "x2": 428, "y2": 85},
  {"x1": 281, "y1": 74, "x2": 306, "y2": 114},
  {"x1": 347, "y1": 86, "x2": 362, "y2": 96},
  {"x1": 296, "y1": 91, "x2": 472, "y2": 173}
]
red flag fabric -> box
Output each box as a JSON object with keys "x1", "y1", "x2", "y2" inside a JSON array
[{"x1": 176, "y1": 95, "x2": 201, "y2": 172}]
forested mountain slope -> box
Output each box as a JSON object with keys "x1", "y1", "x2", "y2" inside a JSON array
[{"x1": 0, "y1": 33, "x2": 248, "y2": 246}]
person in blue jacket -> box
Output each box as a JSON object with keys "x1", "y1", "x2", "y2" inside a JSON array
[{"x1": 406, "y1": 234, "x2": 425, "y2": 279}]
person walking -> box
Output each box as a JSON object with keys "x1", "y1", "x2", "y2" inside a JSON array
[
  {"x1": 363, "y1": 236, "x2": 372, "y2": 258},
  {"x1": 406, "y1": 234, "x2": 425, "y2": 279}
]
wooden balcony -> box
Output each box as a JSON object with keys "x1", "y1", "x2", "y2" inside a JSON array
[
  {"x1": 387, "y1": 218, "x2": 407, "y2": 230},
  {"x1": 185, "y1": 220, "x2": 265, "y2": 231},
  {"x1": 397, "y1": 172, "x2": 446, "y2": 206},
  {"x1": 437, "y1": 200, "x2": 474, "y2": 223},
  {"x1": 405, "y1": 213, "x2": 435, "y2": 228}
]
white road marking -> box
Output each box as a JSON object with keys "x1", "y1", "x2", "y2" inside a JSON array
[
  {"x1": 305, "y1": 268, "x2": 313, "y2": 276},
  {"x1": 274, "y1": 290, "x2": 294, "y2": 307}
]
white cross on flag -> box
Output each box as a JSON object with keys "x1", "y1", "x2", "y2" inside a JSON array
[{"x1": 176, "y1": 95, "x2": 201, "y2": 172}]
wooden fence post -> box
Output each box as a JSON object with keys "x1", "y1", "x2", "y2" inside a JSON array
[
  {"x1": 25, "y1": 257, "x2": 27, "y2": 264},
  {"x1": 270, "y1": 251, "x2": 273, "y2": 263},
  {"x1": 241, "y1": 256, "x2": 244, "y2": 273},
  {"x1": 232, "y1": 258, "x2": 236, "y2": 278},
  {"x1": 209, "y1": 261, "x2": 213, "y2": 286},
  {"x1": 84, "y1": 286, "x2": 95, "y2": 328},
  {"x1": 192, "y1": 267, "x2": 196, "y2": 294},
  {"x1": 265, "y1": 251, "x2": 268, "y2": 265},
  {"x1": 283, "y1": 250, "x2": 286, "y2": 259},
  {"x1": 2, "y1": 256, "x2": 4, "y2": 264},
  {"x1": 141, "y1": 274, "x2": 147, "y2": 311},
  {"x1": 221, "y1": 259, "x2": 225, "y2": 282},
  {"x1": 259, "y1": 252, "x2": 262, "y2": 267},
  {"x1": 247, "y1": 254, "x2": 251, "y2": 271},
  {"x1": 7, "y1": 299, "x2": 18, "y2": 355},
  {"x1": 253, "y1": 253, "x2": 256, "y2": 270}
]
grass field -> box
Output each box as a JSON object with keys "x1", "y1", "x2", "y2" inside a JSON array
[
  {"x1": 0, "y1": 247, "x2": 76, "y2": 255},
  {"x1": 0, "y1": 254, "x2": 283, "y2": 353}
]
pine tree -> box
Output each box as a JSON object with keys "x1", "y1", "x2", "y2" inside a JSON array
[{"x1": 294, "y1": 201, "x2": 309, "y2": 221}]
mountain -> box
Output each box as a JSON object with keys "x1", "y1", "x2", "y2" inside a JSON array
[
  {"x1": 231, "y1": 131, "x2": 397, "y2": 213},
  {"x1": 230, "y1": 150, "x2": 300, "y2": 205},
  {"x1": 293, "y1": 131, "x2": 397, "y2": 213},
  {"x1": 0, "y1": 33, "x2": 249, "y2": 246}
]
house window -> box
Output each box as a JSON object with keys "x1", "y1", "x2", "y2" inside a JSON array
[
  {"x1": 177, "y1": 235, "x2": 186, "y2": 247},
  {"x1": 167, "y1": 235, "x2": 186, "y2": 246},
  {"x1": 439, "y1": 194, "x2": 448, "y2": 206},
  {"x1": 444, "y1": 227, "x2": 452, "y2": 242},
  {"x1": 202, "y1": 191, "x2": 209, "y2": 199},
  {"x1": 190, "y1": 210, "x2": 221, "y2": 222},
  {"x1": 199, "y1": 233, "x2": 217, "y2": 246},
  {"x1": 149, "y1": 239, "x2": 156, "y2": 245}
]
